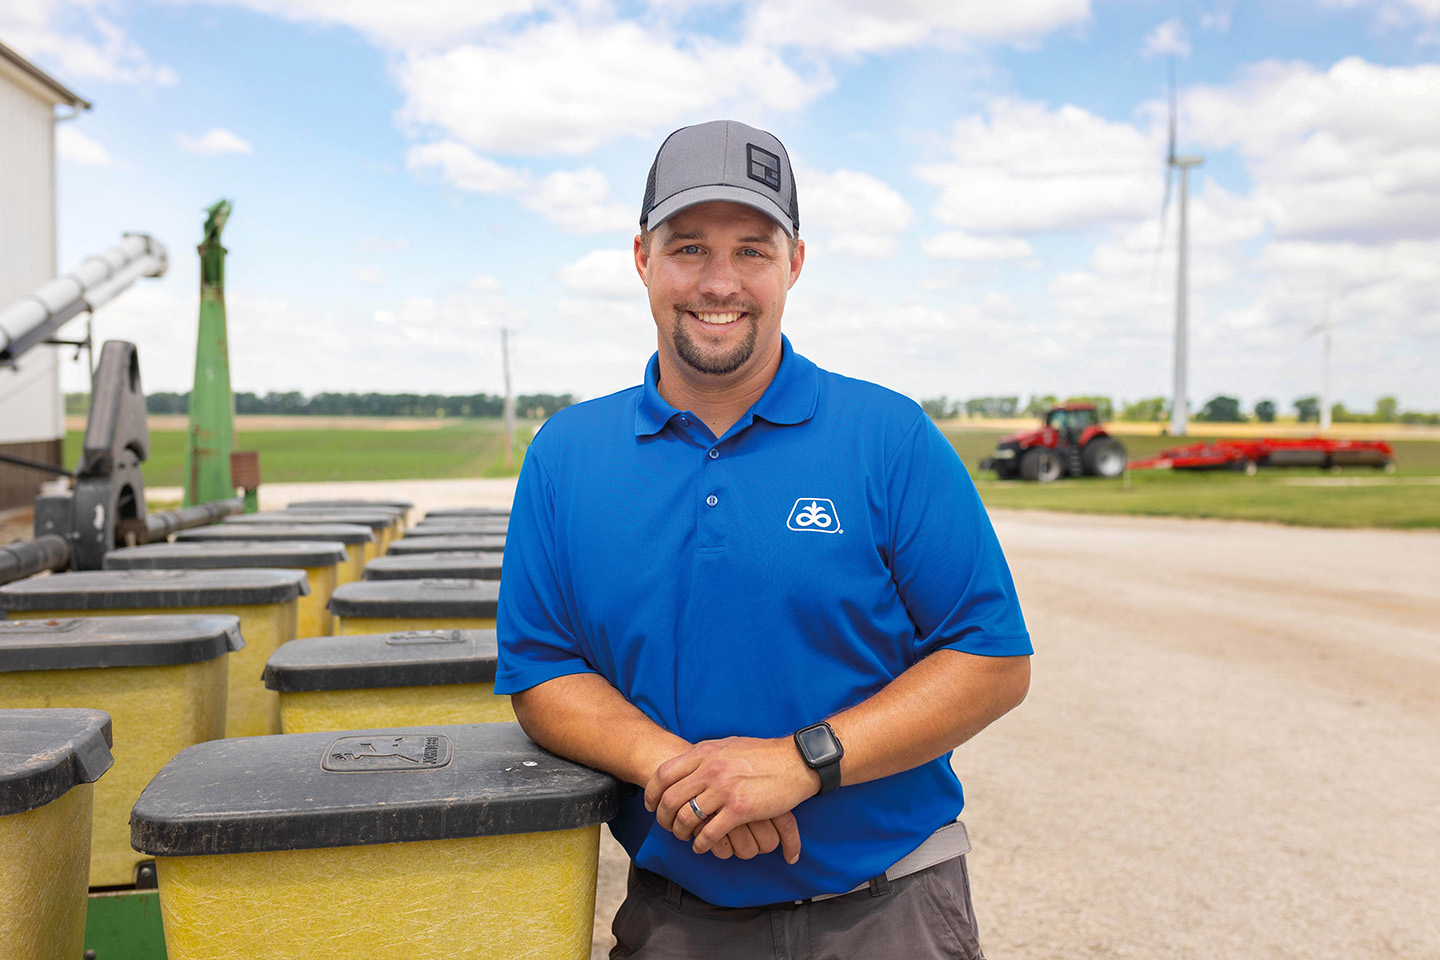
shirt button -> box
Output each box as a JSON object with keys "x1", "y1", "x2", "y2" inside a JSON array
[
  {"x1": 708, "y1": 449, "x2": 719, "y2": 459},
  {"x1": 706, "y1": 495, "x2": 718, "y2": 507}
]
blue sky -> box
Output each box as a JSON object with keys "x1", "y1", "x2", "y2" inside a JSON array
[{"x1": 6, "y1": 0, "x2": 1439, "y2": 413}]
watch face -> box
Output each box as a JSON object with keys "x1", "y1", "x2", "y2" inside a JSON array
[{"x1": 796, "y1": 724, "x2": 842, "y2": 766}]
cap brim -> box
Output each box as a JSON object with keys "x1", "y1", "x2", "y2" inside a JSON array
[{"x1": 644, "y1": 185, "x2": 795, "y2": 237}]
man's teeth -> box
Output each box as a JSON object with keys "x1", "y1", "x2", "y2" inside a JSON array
[{"x1": 694, "y1": 312, "x2": 741, "y2": 325}]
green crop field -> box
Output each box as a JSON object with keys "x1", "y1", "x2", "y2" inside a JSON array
[
  {"x1": 950, "y1": 430, "x2": 1440, "y2": 530},
  {"x1": 66, "y1": 420, "x2": 1440, "y2": 530},
  {"x1": 64, "y1": 419, "x2": 528, "y2": 488}
]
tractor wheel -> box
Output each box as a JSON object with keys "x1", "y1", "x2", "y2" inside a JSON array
[
  {"x1": 1020, "y1": 448, "x2": 1063, "y2": 483},
  {"x1": 1081, "y1": 437, "x2": 1126, "y2": 478}
]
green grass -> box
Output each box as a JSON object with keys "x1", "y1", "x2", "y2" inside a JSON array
[
  {"x1": 65, "y1": 420, "x2": 528, "y2": 488},
  {"x1": 67, "y1": 421, "x2": 1440, "y2": 530},
  {"x1": 948, "y1": 430, "x2": 1440, "y2": 531}
]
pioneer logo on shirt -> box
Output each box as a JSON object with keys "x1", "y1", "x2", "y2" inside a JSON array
[{"x1": 787, "y1": 498, "x2": 841, "y2": 533}]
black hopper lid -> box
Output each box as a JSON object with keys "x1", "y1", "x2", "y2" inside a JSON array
[
  {"x1": 328, "y1": 579, "x2": 499, "y2": 619},
  {"x1": 130, "y1": 722, "x2": 619, "y2": 855},
  {"x1": 362, "y1": 552, "x2": 503, "y2": 582},
  {"x1": 387, "y1": 536, "x2": 506, "y2": 557},
  {"x1": 0, "y1": 568, "x2": 309, "y2": 613},
  {"x1": 263, "y1": 629, "x2": 497, "y2": 691},
  {"x1": 0, "y1": 708, "x2": 114, "y2": 816},
  {"x1": 174, "y1": 523, "x2": 375, "y2": 547},
  {"x1": 0, "y1": 615, "x2": 244, "y2": 671},
  {"x1": 104, "y1": 541, "x2": 348, "y2": 571}
]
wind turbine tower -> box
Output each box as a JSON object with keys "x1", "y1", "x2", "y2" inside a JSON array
[{"x1": 1162, "y1": 69, "x2": 1203, "y2": 436}]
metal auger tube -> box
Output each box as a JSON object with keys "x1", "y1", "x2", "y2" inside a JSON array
[
  {"x1": 0, "y1": 535, "x2": 71, "y2": 586},
  {"x1": 142, "y1": 498, "x2": 245, "y2": 542}
]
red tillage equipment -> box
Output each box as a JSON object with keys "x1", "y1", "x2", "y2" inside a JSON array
[{"x1": 1128, "y1": 437, "x2": 1396, "y2": 474}]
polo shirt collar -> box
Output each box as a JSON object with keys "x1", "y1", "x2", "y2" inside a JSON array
[{"x1": 633, "y1": 334, "x2": 819, "y2": 438}]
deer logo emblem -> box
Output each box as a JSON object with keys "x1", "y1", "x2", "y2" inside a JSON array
[{"x1": 787, "y1": 499, "x2": 841, "y2": 534}]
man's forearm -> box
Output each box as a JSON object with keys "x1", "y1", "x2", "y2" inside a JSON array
[
  {"x1": 827, "y1": 649, "x2": 1030, "y2": 787},
  {"x1": 511, "y1": 671, "x2": 690, "y2": 788}
]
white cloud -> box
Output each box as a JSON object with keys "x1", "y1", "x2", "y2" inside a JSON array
[
  {"x1": 395, "y1": 19, "x2": 827, "y2": 156},
  {"x1": 743, "y1": 0, "x2": 1093, "y2": 54},
  {"x1": 174, "y1": 0, "x2": 539, "y2": 48},
  {"x1": 1184, "y1": 58, "x2": 1440, "y2": 241},
  {"x1": 1201, "y1": 1, "x2": 1235, "y2": 32},
  {"x1": 350, "y1": 266, "x2": 389, "y2": 286},
  {"x1": 1142, "y1": 17, "x2": 1191, "y2": 58},
  {"x1": 1320, "y1": 0, "x2": 1440, "y2": 24},
  {"x1": 916, "y1": 98, "x2": 1160, "y2": 235},
  {"x1": 801, "y1": 168, "x2": 912, "y2": 259},
  {"x1": 175, "y1": 128, "x2": 254, "y2": 156},
  {"x1": 466, "y1": 274, "x2": 502, "y2": 293},
  {"x1": 922, "y1": 232, "x2": 1034, "y2": 261},
  {"x1": 0, "y1": 4, "x2": 177, "y2": 86},
  {"x1": 406, "y1": 140, "x2": 631, "y2": 233},
  {"x1": 559, "y1": 250, "x2": 642, "y2": 300},
  {"x1": 55, "y1": 125, "x2": 111, "y2": 166}
]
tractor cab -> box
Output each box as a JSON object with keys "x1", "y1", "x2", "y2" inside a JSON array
[{"x1": 1046, "y1": 405, "x2": 1099, "y2": 439}]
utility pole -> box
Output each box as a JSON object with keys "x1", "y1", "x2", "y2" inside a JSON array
[{"x1": 501, "y1": 327, "x2": 515, "y2": 470}]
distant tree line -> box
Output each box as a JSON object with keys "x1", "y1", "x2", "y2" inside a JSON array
[
  {"x1": 918, "y1": 393, "x2": 1439, "y2": 425},
  {"x1": 67, "y1": 391, "x2": 576, "y2": 419}
]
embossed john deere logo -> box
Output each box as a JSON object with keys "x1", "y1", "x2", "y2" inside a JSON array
[
  {"x1": 322, "y1": 734, "x2": 453, "y2": 772},
  {"x1": 787, "y1": 498, "x2": 841, "y2": 534}
]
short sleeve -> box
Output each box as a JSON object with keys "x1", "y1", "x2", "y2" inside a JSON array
[
  {"x1": 886, "y1": 414, "x2": 1032, "y2": 658},
  {"x1": 494, "y1": 440, "x2": 599, "y2": 694}
]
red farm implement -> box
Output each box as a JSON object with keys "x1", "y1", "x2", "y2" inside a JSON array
[
  {"x1": 979, "y1": 403, "x2": 1127, "y2": 483},
  {"x1": 1128, "y1": 437, "x2": 1396, "y2": 474}
]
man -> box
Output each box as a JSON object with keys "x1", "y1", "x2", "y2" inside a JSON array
[{"x1": 496, "y1": 119, "x2": 1031, "y2": 959}]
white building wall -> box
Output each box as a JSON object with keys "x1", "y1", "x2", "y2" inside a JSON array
[{"x1": 0, "y1": 62, "x2": 62, "y2": 446}]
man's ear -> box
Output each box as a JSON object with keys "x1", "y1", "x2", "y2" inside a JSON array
[
  {"x1": 634, "y1": 235, "x2": 649, "y2": 287},
  {"x1": 787, "y1": 237, "x2": 806, "y2": 290}
]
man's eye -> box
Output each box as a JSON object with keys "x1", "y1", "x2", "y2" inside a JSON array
[
  {"x1": 680, "y1": 245, "x2": 701, "y2": 254},
  {"x1": 741, "y1": 248, "x2": 763, "y2": 257}
]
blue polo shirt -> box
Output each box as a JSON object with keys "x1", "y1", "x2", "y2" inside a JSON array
[{"x1": 496, "y1": 336, "x2": 1030, "y2": 907}]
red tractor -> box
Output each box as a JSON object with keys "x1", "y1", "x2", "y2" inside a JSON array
[{"x1": 980, "y1": 402, "x2": 1127, "y2": 483}]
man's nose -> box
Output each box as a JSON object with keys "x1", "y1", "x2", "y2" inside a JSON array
[{"x1": 697, "y1": 254, "x2": 742, "y2": 299}]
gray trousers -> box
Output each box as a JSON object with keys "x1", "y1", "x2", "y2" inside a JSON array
[{"x1": 609, "y1": 856, "x2": 984, "y2": 960}]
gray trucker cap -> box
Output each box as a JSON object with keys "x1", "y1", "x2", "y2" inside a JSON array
[{"x1": 640, "y1": 120, "x2": 799, "y2": 237}]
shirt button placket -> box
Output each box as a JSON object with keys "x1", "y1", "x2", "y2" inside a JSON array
[{"x1": 706, "y1": 495, "x2": 718, "y2": 507}]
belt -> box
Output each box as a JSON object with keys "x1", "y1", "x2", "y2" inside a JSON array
[{"x1": 641, "y1": 818, "x2": 971, "y2": 908}]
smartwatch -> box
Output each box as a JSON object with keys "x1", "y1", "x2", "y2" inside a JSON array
[{"x1": 793, "y1": 721, "x2": 844, "y2": 795}]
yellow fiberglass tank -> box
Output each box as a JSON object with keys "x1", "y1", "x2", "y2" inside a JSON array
[
  {"x1": 224, "y1": 510, "x2": 397, "y2": 561},
  {"x1": 361, "y1": 550, "x2": 503, "y2": 582},
  {"x1": 277, "y1": 506, "x2": 407, "y2": 551},
  {"x1": 173, "y1": 522, "x2": 374, "y2": 585},
  {"x1": 385, "y1": 534, "x2": 506, "y2": 557},
  {"x1": 104, "y1": 540, "x2": 346, "y2": 639},
  {"x1": 0, "y1": 709, "x2": 114, "y2": 960},
  {"x1": 264, "y1": 629, "x2": 513, "y2": 733},
  {"x1": 329, "y1": 578, "x2": 499, "y2": 636},
  {"x1": 0, "y1": 569, "x2": 307, "y2": 738},
  {"x1": 0, "y1": 616, "x2": 240, "y2": 887},
  {"x1": 131, "y1": 722, "x2": 619, "y2": 960}
]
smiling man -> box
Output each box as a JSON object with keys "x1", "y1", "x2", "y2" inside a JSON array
[{"x1": 496, "y1": 120, "x2": 1032, "y2": 959}]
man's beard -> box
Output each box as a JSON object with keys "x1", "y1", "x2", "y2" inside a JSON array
[{"x1": 671, "y1": 305, "x2": 759, "y2": 375}]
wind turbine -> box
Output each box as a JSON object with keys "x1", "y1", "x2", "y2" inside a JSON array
[
  {"x1": 1159, "y1": 64, "x2": 1204, "y2": 436},
  {"x1": 1306, "y1": 280, "x2": 1335, "y2": 432}
]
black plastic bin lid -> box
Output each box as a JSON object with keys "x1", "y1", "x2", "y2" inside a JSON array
[
  {"x1": 0, "y1": 568, "x2": 309, "y2": 613},
  {"x1": 0, "y1": 708, "x2": 114, "y2": 816},
  {"x1": 362, "y1": 552, "x2": 504, "y2": 582},
  {"x1": 287, "y1": 499, "x2": 414, "y2": 512},
  {"x1": 104, "y1": 541, "x2": 348, "y2": 572},
  {"x1": 387, "y1": 536, "x2": 506, "y2": 556},
  {"x1": 174, "y1": 523, "x2": 374, "y2": 547},
  {"x1": 130, "y1": 722, "x2": 619, "y2": 856},
  {"x1": 225, "y1": 511, "x2": 393, "y2": 534},
  {"x1": 0, "y1": 615, "x2": 244, "y2": 670},
  {"x1": 328, "y1": 579, "x2": 499, "y2": 619},
  {"x1": 409, "y1": 521, "x2": 508, "y2": 536},
  {"x1": 423, "y1": 507, "x2": 511, "y2": 519},
  {"x1": 281, "y1": 504, "x2": 405, "y2": 521},
  {"x1": 263, "y1": 629, "x2": 498, "y2": 691}
]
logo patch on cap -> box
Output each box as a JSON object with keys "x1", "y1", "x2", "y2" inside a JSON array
[{"x1": 747, "y1": 144, "x2": 782, "y2": 192}]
